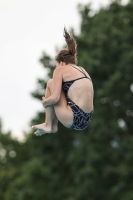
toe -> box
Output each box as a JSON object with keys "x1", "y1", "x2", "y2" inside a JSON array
[
  {"x1": 32, "y1": 126, "x2": 39, "y2": 130},
  {"x1": 34, "y1": 130, "x2": 39, "y2": 136}
]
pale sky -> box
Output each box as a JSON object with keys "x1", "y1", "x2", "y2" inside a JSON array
[{"x1": 0, "y1": 0, "x2": 128, "y2": 140}]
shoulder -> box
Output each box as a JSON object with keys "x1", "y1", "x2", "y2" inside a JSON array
[
  {"x1": 53, "y1": 66, "x2": 67, "y2": 76},
  {"x1": 53, "y1": 67, "x2": 64, "y2": 79},
  {"x1": 54, "y1": 67, "x2": 64, "y2": 73}
]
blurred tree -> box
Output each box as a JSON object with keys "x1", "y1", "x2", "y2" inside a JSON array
[
  {"x1": 0, "y1": 120, "x2": 30, "y2": 200},
  {"x1": 3, "y1": 0, "x2": 133, "y2": 200},
  {"x1": 71, "y1": 0, "x2": 133, "y2": 199}
]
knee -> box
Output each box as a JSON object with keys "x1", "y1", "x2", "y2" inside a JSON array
[{"x1": 47, "y1": 78, "x2": 53, "y2": 87}]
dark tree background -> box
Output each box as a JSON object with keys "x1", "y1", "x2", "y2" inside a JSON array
[{"x1": 1, "y1": 0, "x2": 133, "y2": 199}]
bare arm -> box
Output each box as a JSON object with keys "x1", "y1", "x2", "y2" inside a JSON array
[{"x1": 42, "y1": 67, "x2": 63, "y2": 107}]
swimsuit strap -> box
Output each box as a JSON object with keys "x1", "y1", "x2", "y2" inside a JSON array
[{"x1": 71, "y1": 66, "x2": 92, "y2": 81}]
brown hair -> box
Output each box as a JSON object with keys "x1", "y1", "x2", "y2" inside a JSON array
[{"x1": 55, "y1": 27, "x2": 77, "y2": 65}]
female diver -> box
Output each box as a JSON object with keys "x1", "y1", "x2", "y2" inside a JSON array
[{"x1": 32, "y1": 28, "x2": 94, "y2": 136}]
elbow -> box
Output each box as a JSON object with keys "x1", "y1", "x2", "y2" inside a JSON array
[
  {"x1": 52, "y1": 95, "x2": 60, "y2": 104},
  {"x1": 54, "y1": 97, "x2": 60, "y2": 104}
]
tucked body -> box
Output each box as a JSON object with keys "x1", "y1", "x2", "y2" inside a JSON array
[{"x1": 32, "y1": 28, "x2": 94, "y2": 135}]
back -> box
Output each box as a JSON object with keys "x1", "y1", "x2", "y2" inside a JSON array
[{"x1": 62, "y1": 65, "x2": 94, "y2": 113}]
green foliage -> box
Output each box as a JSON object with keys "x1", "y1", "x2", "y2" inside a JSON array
[
  {"x1": 1, "y1": 0, "x2": 133, "y2": 199},
  {"x1": 0, "y1": 121, "x2": 30, "y2": 200}
]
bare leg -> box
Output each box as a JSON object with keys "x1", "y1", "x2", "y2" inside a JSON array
[
  {"x1": 32, "y1": 79, "x2": 58, "y2": 135},
  {"x1": 52, "y1": 114, "x2": 58, "y2": 133},
  {"x1": 44, "y1": 81, "x2": 58, "y2": 131}
]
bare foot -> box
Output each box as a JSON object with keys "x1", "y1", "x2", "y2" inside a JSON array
[
  {"x1": 34, "y1": 130, "x2": 47, "y2": 136},
  {"x1": 33, "y1": 124, "x2": 58, "y2": 136},
  {"x1": 32, "y1": 123, "x2": 52, "y2": 134}
]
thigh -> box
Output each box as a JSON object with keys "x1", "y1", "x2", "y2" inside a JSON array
[{"x1": 54, "y1": 90, "x2": 73, "y2": 128}]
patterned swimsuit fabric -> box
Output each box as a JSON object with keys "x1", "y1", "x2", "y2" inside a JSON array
[{"x1": 62, "y1": 66, "x2": 93, "y2": 130}]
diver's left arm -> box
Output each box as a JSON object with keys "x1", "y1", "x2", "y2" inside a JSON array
[{"x1": 42, "y1": 67, "x2": 63, "y2": 108}]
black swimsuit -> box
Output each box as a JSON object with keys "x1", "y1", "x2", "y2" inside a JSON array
[{"x1": 62, "y1": 66, "x2": 93, "y2": 130}]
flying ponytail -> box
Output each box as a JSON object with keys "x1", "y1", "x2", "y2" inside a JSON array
[
  {"x1": 55, "y1": 27, "x2": 77, "y2": 65},
  {"x1": 63, "y1": 27, "x2": 77, "y2": 56}
]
